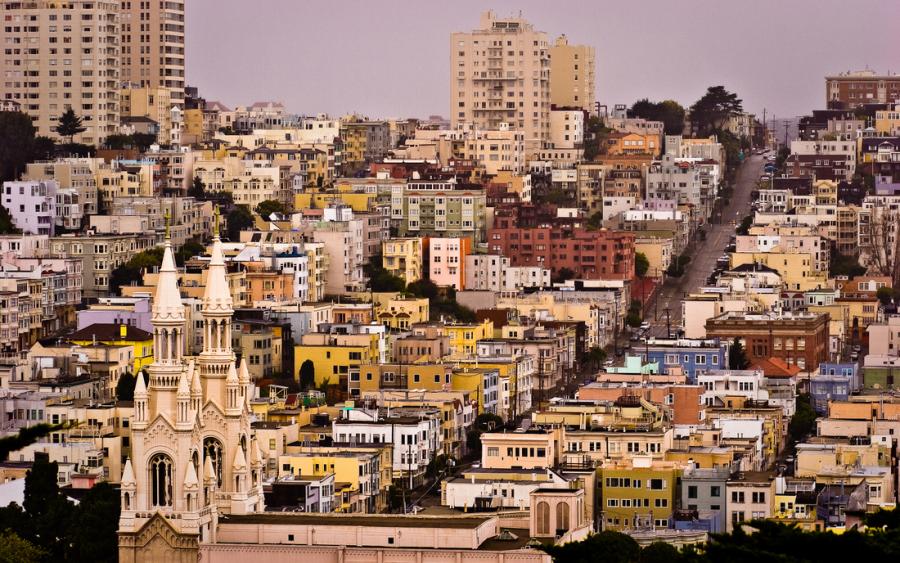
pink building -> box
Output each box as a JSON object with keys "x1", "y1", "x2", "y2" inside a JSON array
[{"x1": 429, "y1": 237, "x2": 472, "y2": 290}]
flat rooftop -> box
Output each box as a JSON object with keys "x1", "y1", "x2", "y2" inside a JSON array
[{"x1": 220, "y1": 513, "x2": 492, "y2": 529}]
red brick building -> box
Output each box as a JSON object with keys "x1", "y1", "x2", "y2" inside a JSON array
[
  {"x1": 704, "y1": 312, "x2": 830, "y2": 371},
  {"x1": 488, "y1": 220, "x2": 635, "y2": 280}
]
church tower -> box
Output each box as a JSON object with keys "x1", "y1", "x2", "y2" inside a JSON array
[{"x1": 118, "y1": 220, "x2": 265, "y2": 562}]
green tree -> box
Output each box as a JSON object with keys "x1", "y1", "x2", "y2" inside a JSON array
[
  {"x1": 466, "y1": 413, "x2": 504, "y2": 455},
  {"x1": 584, "y1": 115, "x2": 613, "y2": 161},
  {"x1": 788, "y1": 393, "x2": 816, "y2": 451},
  {"x1": 109, "y1": 246, "x2": 165, "y2": 294},
  {"x1": 256, "y1": 199, "x2": 287, "y2": 218},
  {"x1": 586, "y1": 346, "x2": 607, "y2": 370},
  {"x1": 188, "y1": 176, "x2": 206, "y2": 199},
  {"x1": 131, "y1": 132, "x2": 157, "y2": 151},
  {"x1": 629, "y1": 98, "x2": 685, "y2": 135},
  {"x1": 103, "y1": 134, "x2": 132, "y2": 150},
  {"x1": 299, "y1": 359, "x2": 316, "y2": 391},
  {"x1": 176, "y1": 238, "x2": 206, "y2": 264},
  {"x1": 876, "y1": 286, "x2": 894, "y2": 306},
  {"x1": 0, "y1": 423, "x2": 66, "y2": 461},
  {"x1": 226, "y1": 205, "x2": 254, "y2": 241},
  {"x1": 54, "y1": 108, "x2": 87, "y2": 144},
  {"x1": 0, "y1": 111, "x2": 37, "y2": 182},
  {"x1": 728, "y1": 338, "x2": 749, "y2": 369},
  {"x1": 65, "y1": 482, "x2": 120, "y2": 562},
  {"x1": 635, "y1": 252, "x2": 650, "y2": 278},
  {"x1": 0, "y1": 204, "x2": 21, "y2": 235},
  {"x1": 0, "y1": 530, "x2": 46, "y2": 563},
  {"x1": 365, "y1": 254, "x2": 406, "y2": 293},
  {"x1": 115, "y1": 372, "x2": 137, "y2": 401},
  {"x1": 23, "y1": 455, "x2": 74, "y2": 559},
  {"x1": 689, "y1": 86, "x2": 743, "y2": 137},
  {"x1": 735, "y1": 214, "x2": 754, "y2": 236},
  {"x1": 553, "y1": 267, "x2": 576, "y2": 284},
  {"x1": 543, "y1": 530, "x2": 641, "y2": 563},
  {"x1": 640, "y1": 542, "x2": 682, "y2": 563}
]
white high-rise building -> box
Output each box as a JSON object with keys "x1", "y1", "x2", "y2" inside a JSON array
[{"x1": 450, "y1": 11, "x2": 550, "y2": 146}]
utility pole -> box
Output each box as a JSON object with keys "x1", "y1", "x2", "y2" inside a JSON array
[
  {"x1": 762, "y1": 108, "x2": 767, "y2": 150},
  {"x1": 665, "y1": 307, "x2": 671, "y2": 339},
  {"x1": 613, "y1": 297, "x2": 619, "y2": 357},
  {"x1": 782, "y1": 120, "x2": 790, "y2": 148}
]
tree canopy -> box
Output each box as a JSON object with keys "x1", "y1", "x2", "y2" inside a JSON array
[
  {"x1": 728, "y1": 337, "x2": 749, "y2": 369},
  {"x1": 0, "y1": 111, "x2": 37, "y2": 182},
  {"x1": 635, "y1": 252, "x2": 650, "y2": 278},
  {"x1": 255, "y1": 199, "x2": 288, "y2": 218},
  {"x1": 54, "y1": 108, "x2": 86, "y2": 144},
  {"x1": 689, "y1": 86, "x2": 743, "y2": 137},
  {"x1": 629, "y1": 99, "x2": 685, "y2": 135},
  {"x1": 226, "y1": 205, "x2": 254, "y2": 242},
  {"x1": 109, "y1": 246, "x2": 165, "y2": 294}
]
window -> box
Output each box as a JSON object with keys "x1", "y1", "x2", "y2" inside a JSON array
[
  {"x1": 536, "y1": 501, "x2": 550, "y2": 535},
  {"x1": 732, "y1": 491, "x2": 745, "y2": 503},
  {"x1": 752, "y1": 491, "x2": 766, "y2": 504},
  {"x1": 688, "y1": 485, "x2": 698, "y2": 499},
  {"x1": 149, "y1": 453, "x2": 173, "y2": 507},
  {"x1": 710, "y1": 486, "x2": 721, "y2": 497},
  {"x1": 649, "y1": 479, "x2": 665, "y2": 490}
]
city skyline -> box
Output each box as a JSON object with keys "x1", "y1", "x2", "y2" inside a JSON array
[{"x1": 186, "y1": 0, "x2": 899, "y2": 119}]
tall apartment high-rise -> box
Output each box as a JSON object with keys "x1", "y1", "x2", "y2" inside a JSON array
[
  {"x1": 549, "y1": 35, "x2": 595, "y2": 112},
  {"x1": 0, "y1": 0, "x2": 120, "y2": 145},
  {"x1": 450, "y1": 11, "x2": 550, "y2": 146},
  {"x1": 120, "y1": 0, "x2": 185, "y2": 102}
]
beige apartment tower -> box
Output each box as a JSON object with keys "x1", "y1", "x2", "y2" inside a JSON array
[
  {"x1": 0, "y1": 0, "x2": 120, "y2": 145},
  {"x1": 450, "y1": 11, "x2": 550, "y2": 146},
  {"x1": 549, "y1": 35, "x2": 595, "y2": 112},
  {"x1": 120, "y1": 0, "x2": 185, "y2": 101}
]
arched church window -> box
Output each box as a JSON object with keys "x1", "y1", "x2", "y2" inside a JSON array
[
  {"x1": 149, "y1": 453, "x2": 173, "y2": 507},
  {"x1": 204, "y1": 437, "x2": 224, "y2": 488}
]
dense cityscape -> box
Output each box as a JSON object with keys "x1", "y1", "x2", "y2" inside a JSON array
[{"x1": 1, "y1": 2, "x2": 900, "y2": 562}]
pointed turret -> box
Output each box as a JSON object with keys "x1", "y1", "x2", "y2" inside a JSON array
[
  {"x1": 204, "y1": 455, "x2": 218, "y2": 488},
  {"x1": 232, "y1": 444, "x2": 247, "y2": 473},
  {"x1": 184, "y1": 461, "x2": 199, "y2": 490},
  {"x1": 198, "y1": 209, "x2": 236, "y2": 405},
  {"x1": 133, "y1": 372, "x2": 148, "y2": 428},
  {"x1": 153, "y1": 239, "x2": 185, "y2": 323},
  {"x1": 177, "y1": 369, "x2": 190, "y2": 397},
  {"x1": 189, "y1": 360, "x2": 202, "y2": 413},
  {"x1": 121, "y1": 458, "x2": 136, "y2": 486},
  {"x1": 238, "y1": 357, "x2": 251, "y2": 403},
  {"x1": 134, "y1": 371, "x2": 147, "y2": 397},
  {"x1": 202, "y1": 233, "x2": 233, "y2": 314}
]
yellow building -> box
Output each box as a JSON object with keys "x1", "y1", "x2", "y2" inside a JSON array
[
  {"x1": 875, "y1": 104, "x2": 900, "y2": 136},
  {"x1": 294, "y1": 333, "x2": 380, "y2": 388},
  {"x1": 68, "y1": 323, "x2": 154, "y2": 375},
  {"x1": 607, "y1": 132, "x2": 661, "y2": 157},
  {"x1": 95, "y1": 163, "x2": 155, "y2": 201},
  {"x1": 294, "y1": 191, "x2": 375, "y2": 213},
  {"x1": 382, "y1": 238, "x2": 424, "y2": 284},
  {"x1": 634, "y1": 235, "x2": 674, "y2": 280},
  {"x1": 444, "y1": 320, "x2": 494, "y2": 357},
  {"x1": 770, "y1": 489, "x2": 819, "y2": 531},
  {"x1": 548, "y1": 35, "x2": 596, "y2": 112},
  {"x1": 183, "y1": 108, "x2": 204, "y2": 142},
  {"x1": 357, "y1": 363, "x2": 452, "y2": 394},
  {"x1": 451, "y1": 366, "x2": 499, "y2": 414},
  {"x1": 729, "y1": 252, "x2": 826, "y2": 292},
  {"x1": 120, "y1": 86, "x2": 172, "y2": 141},
  {"x1": 278, "y1": 446, "x2": 392, "y2": 513},
  {"x1": 599, "y1": 457, "x2": 683, "y2": 530},
  {"x1": 373, "y1": 294, "x2": 430, "y2": 330}
]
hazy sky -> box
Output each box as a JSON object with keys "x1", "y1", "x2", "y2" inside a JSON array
[{"x1": 186, "y1": 0, "x2": 899, "y2": 120}]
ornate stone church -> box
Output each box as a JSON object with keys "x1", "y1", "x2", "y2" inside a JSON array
[{"x1": 117, "y1": 229, "x2": 265, "y2": 562}]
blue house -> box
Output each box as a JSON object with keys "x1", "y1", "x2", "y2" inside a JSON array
[
  {"x1": 639, "y1": 338, "x2": 729, "y2": 383},
  {"x1": 810, "y1": 362, "x2": 860, "y2": 415}
]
